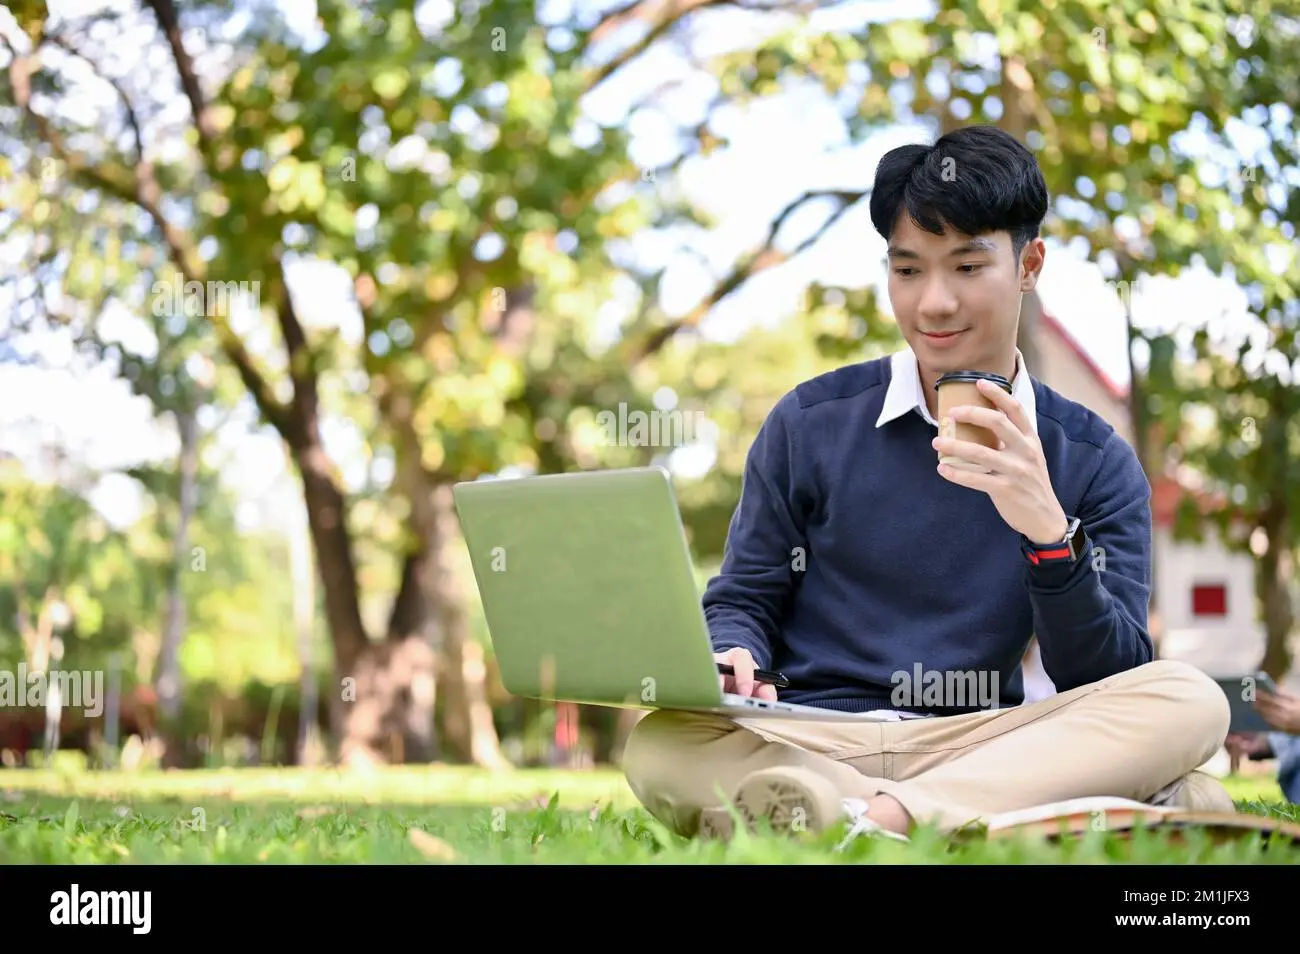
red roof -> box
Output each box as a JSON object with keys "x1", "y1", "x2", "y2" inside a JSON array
[{"x1": 1038, "y1": 307, "x2": 1128, "y2": 401}]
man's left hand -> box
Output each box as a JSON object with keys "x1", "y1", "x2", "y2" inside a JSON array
[
  {"x1": 933, "y1": 377, "x2": 1068, "y2": 545},
  {"x1": 1256, "y1": 688, "x2": 1300, "y2": 734}
]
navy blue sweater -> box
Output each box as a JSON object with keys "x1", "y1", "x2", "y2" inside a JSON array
[{"x1": 702, "y1": 355, "x2": 1156, "y2": 714}]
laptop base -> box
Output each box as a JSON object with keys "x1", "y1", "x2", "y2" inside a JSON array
[{"x1": 678, "y1": 693, "x2": 931, "y2": 722}]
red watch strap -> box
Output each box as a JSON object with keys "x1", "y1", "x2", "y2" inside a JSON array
[
  {"x1": 1025, "y1": 545, "x2": 1072, "y2": 565},
  {"x1": 1024, "y1": 518, "x2": 1081, "y2": 564}
]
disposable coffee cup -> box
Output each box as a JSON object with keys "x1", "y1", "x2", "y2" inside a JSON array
[{"x1": 935, "y1": 370, "x2": 1013, "y2": 473}]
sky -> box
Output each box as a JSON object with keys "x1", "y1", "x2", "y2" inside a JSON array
[{"x1": 0, "y1": 0, "x2": 1289, "y2": 537}]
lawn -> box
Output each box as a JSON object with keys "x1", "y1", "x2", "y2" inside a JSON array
[{"x1": 0, "y1": 765, "x2": 1296, "y2": 864}]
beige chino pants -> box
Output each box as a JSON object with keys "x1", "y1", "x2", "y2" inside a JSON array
[{"x1": 621, "y1": 659, "x2": 1234, "y2": 836}]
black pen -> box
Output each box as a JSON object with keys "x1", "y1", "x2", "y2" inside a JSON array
[{"x1": 717, "y1": 663, "x2": 790, "y2": 689}]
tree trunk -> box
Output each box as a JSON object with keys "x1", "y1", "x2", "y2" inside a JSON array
[
  {"x1": 383, "y1": 389, "x2": 508, "y2": 769},
  {"x1": 99, "y1": 654, "x2": 122, "y2": 768},
  {"x1": 1256, "y1": 382, "x2": 1294, "y2": 682},
  {"x1": 1118, "y1": 293, "x2": 1166, "y2": 650},
  {"x1": 1123, "y1": 307, "x2": 1150, "y2": 478},
  {"x1": 285, "y1": 423, "x2": 374, "y2": 766},
  {"x1": 428, "y1": 483, "x2": 509, "y2": 768},
  {"x1": 291, "y1": 478, "x2": 324, "y2": 767},
  {"x1": 18, "y1": 584, "x2": 57, "y2": 675},
  {"x1": 1016, "y1": 290, "x2": 1041, "y2": 378},
  {"x1": 270, "y1": 277, "x2": 458, "y2": 769},
  {"x1": 995, "y1": 55, "x2": 1043, "y2": 381},
  {"x1": 383, "y1": 549, "x2": 439, "y2": 762},
  {"x1": 156, "y1": 405, "x2": 197, "y2": 768},
  {"x1": 337, "y1": 632, "x2": 438, "y2": 767},
  {"x1": 1258, "y1": 502, "x2": 1294, "y2": 682}
]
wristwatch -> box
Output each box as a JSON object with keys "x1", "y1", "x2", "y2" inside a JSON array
[{"x1": 1022, "y1": 517, "x2": 1084, "y2": 566}]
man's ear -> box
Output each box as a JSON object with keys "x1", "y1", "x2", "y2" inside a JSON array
[{"x1": 1019, "y1": 238, "x2": 1046, "y2": 292}]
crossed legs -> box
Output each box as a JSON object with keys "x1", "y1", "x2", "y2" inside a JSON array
[{"x1": 622, "y1": 660, "x2": 1234, "y2": 837}]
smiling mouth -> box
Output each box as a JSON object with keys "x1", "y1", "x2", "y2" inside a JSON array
[{"x1": 922, "y1": 329, "x2": 967, "y2": 337}]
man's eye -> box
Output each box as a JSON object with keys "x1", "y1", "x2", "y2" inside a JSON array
[
  {"x1": 894, "y1": 268, "x2": 916, "y2": 276},
  {"x1": 958, "y1": 264, "x2": 983, "y2": 273}
]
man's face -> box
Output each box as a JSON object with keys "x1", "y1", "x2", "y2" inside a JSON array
[{"x1": 885, "y1": 214, "x2": 1043, "y2": 379}]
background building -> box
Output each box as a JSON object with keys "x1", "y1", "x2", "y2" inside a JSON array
[{"x1": 1028, "y1": 302, "x2": 1273, "y2": 688}]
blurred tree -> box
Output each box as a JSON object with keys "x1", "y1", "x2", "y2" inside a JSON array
[
  {"x1": 0, "y1": 456, "x2": 140, "y2": 677},
  {"x1": 0, "y1": 448, "x2": 301, "y2": 764},
  {"x1": 0, "y1": 0, "x2": 657, "y2": 766}
]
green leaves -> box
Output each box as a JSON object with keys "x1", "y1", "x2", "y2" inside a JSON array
[
  {"x1": 265, "y1": 158, "x2": 327, "y2": 213},
  {"x1": 371, "y1": 67, "x2": 410, "y2": 101}
]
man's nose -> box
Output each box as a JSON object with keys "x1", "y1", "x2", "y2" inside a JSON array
[{"x1": 917, "y1": 276, "x2": 958, "y2": 320}]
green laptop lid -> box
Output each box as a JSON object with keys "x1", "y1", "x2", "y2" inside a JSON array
[{"x1": 452, "y1": 467, "x2": 725, "y2": 710}]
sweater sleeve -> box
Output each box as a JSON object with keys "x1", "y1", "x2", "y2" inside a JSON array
[
  {"x1": 700, "y1": 391, "x2": 810, "y2": 671},
  {"x1": 1025, "y1": 430, "x2": 1156, "y2": 691}
]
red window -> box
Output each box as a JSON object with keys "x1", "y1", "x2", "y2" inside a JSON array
[{"x1": 1191, "y1": 584, "x2": 1227, "y2": 617}]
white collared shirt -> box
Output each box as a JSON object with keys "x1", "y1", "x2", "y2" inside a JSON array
[
  {"x1": 875, "y1": 346, "x2": 1038, "y2": 436},
  {"x1": 872, "y1": 345, "x2": 1057, "y2": 705}
]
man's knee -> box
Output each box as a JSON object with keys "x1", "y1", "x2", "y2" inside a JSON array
[
  {"x1": 621, "y1": 710, "x2": 731, "y2": 811},
  {"x1": 1117, "y1": 659, "x2": 1231, "y2": 758},
  {"x1": 622, "y1": 710, "x2": 688, "y2": 793}
]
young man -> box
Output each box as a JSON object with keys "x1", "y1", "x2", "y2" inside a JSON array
[{"x1": 621, "y1": 124, "x2": 1234, "y2": 844}]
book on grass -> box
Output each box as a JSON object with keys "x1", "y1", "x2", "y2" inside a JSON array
[{"x1": 976, "y1": 796, "x2": 1300, "y2": 846}]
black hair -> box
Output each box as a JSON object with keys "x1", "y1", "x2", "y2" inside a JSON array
[{"x1": 869, "y1": 124, "x2": 1049, "y2": 261}]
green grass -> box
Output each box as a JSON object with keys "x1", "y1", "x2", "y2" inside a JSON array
[{"x1": 0, "y1": 766, "x2": 1296, "y2": 864}]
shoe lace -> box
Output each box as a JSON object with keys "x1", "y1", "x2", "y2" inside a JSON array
[{"x1": 833, "y1": 800, "x2": 909, "y2": 852}]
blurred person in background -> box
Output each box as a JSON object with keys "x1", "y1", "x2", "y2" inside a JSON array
[{"x1": 1225, "y1": 687, "x2": 1300, "y2": 803}]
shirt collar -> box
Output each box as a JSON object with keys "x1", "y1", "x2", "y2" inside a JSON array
[{"x1": 874, "y1": 346, "x2": 1038, "y2": 435}]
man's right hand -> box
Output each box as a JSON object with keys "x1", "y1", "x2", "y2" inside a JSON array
[{"x1": 715, "y1": 647, "x2": 778, "y2": 702}]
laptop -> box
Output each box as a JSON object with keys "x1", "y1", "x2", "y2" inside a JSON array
[{"x1": 452, "y1": 466, "x2": 899, "y2": 722}]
